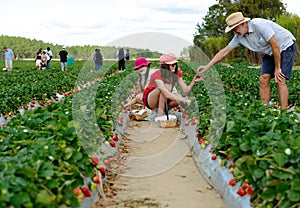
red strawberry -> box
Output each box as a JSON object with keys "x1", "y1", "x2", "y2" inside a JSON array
[
  {"x1": 24, "y1": 106, "x2": 29, "y2": 111},
  {"x1": 112, "y1": 134, "x2": 119, "y2": 141},
  {"x1": 99, "y1": 167, "x2": 106, "y2": 175},
  {"x1": 199, "y1": 138, "x2": 205, "y2": 145},
  {"x1": 81, "y1": 186, "x2": 91, "y2": 197},
  {"x1": 184, "y1": 121, "x2": 189, "y2": 126},
  {"x1": 228, "y1": 163, "x2": 234, "y2": 169},
  {"x1": 91, "y1": 157, "x2": 99, "y2": 165},
  {"x1": 110, "y1": 141, "x2": 116, "y2": 147},
  {"x1": 246, "y1": 185, "x2": 253, "y2": 195},
  {"x1": 241, "y1": 183, "x2": 249, "y2": 190},
  {"x1": 237, "y1": 188, "x2": 246, "y2": 196},
  {"x1": 228, "y1": 178, "x2": 236, "y2": 186},
  {"x1": 73, "y1": 187, "x2": 81, "y2": 195},
  {"x1": 93, "y1": 176, "x2": 101, "y2": 183},
  {"x1": 103, "y1": 159, "x2": 110, "y2": 165},
  {"x1": 195, "y1": 132, "x2": 201, "y2": 138},
  {"x1": 191, "y1": 118, "x2": 197, "y2": 125},
  {"x1": 211, "y1": 154, "x2": 217, "y2": 160},
  {"x1": 39, "y1": 101, "x2": 44, "y2": 106},
  {"x1": 227, "y1": 153, "x2": 231, "y2": 160}
]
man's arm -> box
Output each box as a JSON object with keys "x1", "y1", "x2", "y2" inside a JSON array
[
  {"x1": 269, "y1": 36, "x2": 284, "y2": 83},
  {"x1": 198, "y1": 44, "x2": 234, "y2": 73}
]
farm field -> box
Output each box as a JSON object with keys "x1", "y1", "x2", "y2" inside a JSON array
[{"x1": 0, "y1": 59, "x2": 299, "y2": 208}]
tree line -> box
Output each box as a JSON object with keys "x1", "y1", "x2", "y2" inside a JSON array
[
  {"x1": 0, "y1": 35, "x2": 162, "y2": 60},
  {"x1": 192, "y1": 0, "x2": 300, "y2": 64}
]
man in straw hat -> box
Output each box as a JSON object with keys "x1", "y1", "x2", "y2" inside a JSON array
[{"x1": 198, "y1": 12, "x2": 296, "y2": 110}]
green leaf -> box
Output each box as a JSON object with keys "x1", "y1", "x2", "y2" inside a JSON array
[
  {"x1": 273, "y1": 153, "x2": 288, "y2": 167},
  {"x1": 276, "y1": 181, "x2": 290, "y2": 193},
  {"x1": 258, "y1": 160, "x2": 269, "y2": 169},
  {"x1": 287, "y1": 190, "x2": 300, "y2": 202},
  {"x1": 10, "y1": 193, "x2": 31, "y2": 208},
  {"x1": 291, "y1": 179, "x2": 300, "y2": 191},
  {"x1": 226, "y1": 121, "x2": 235, "y2": 132},
  {"x1": 38, "y1": 163, "x2": 54, "y2": 178},
  {"x1": 35, "y1": 190, "x2": 52, "y2": 205},
  {"x1": 261, "y1": 187, "x2": 276, "y2": 201},
  {"x1": 240, "y1": 142, "x2": 251, "y2": 151},
  {"x1": 253, "y1": 168, "x2": 265, "y2": 179}
]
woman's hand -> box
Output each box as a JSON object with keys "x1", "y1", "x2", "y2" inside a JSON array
[{"x1": 193, "y1": 74, "x2": 204, "y2": 83}]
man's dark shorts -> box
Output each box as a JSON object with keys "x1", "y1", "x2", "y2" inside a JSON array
[{"x1": 261, "y1": 42, "x2": 296, "y2": 80}]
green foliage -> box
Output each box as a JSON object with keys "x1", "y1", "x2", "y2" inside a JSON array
[
  {"x1": 202, "y1": 36, "x2": 228, "y2": 59},
  {"x1": 0, "y1": 60, "x2": 299, "y2": 207},
  {"x1": 0, "y1": 99, "x2": 95, "y2": 208},
  {"x1": 0, "y1": 35, "x2": 161, "y2": 60},
  {"x1": 277, "y1": 14, "x2": 300, "y2": 64},
  {"x1": 192, "y1": 63, "x2": 300, "y2": 207}
]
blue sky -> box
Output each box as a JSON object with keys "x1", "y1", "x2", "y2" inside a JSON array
[{"x1": 1, "y1": 0, "x2": 299, "y2": 53}]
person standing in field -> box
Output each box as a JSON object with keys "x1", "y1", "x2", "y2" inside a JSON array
[
  {"x1": 197, "y1": 12, "x2": 296, "y2": 110},
  {"x1": 46, "y1": 47, "x2": 53, "y2": 69},
  {"x1": 93, "y1": 48, "x2": 103, "y2": 70},
  {"x1": 117, "y1": 47, "x2": 125, "y2": 71},
  {"x1": 35, "y1": 49, "x2": 43, "y2": 70},
  {"x1": 3, "y1": 47, "x2": 14, "y2": 71},
  {"x1": 125, "y1": 49, "x2": 130, "y2": 67},
  {"x1": 59, "y1": 46, "x2": 68, "y2": 72}
]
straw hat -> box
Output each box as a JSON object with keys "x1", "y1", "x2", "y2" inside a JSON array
[{"x1": 225, "y1": 12, "x2": 250, "y2": 33}]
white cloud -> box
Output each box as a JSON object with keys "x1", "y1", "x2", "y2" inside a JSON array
[{"x1": 1, "y1": 0, "x2": 299, "y2": 51}]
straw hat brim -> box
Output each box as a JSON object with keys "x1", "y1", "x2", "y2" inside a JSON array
[{"x1": 225, "y1": 17, "x2": 250, "y2": 33}]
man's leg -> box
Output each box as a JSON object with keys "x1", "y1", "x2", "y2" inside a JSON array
[
  {"x1": 259, "y1": 74, "x2": 272, "y2": 105},
  {"x1": 277, "y1": 79, "x2": 288, "y2": 110},
  {"x1": 278, "y1": 42, "x2": 296, "y2": 110}
]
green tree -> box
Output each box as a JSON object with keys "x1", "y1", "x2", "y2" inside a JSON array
[{"x1": 193, "y1": 0, "x2": 288, "y2": 63}]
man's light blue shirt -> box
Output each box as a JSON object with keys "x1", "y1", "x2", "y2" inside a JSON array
[
  {"x1": 5, "y1": 49, "x2": 14, "y2": 61},
  {"x1": 229, "y1": 18, "x2": 296, "y2": 56}
]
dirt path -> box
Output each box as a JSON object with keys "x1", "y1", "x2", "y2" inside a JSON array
[{"x1": 95, "y1": 120, "x2": 225, "y2": 208}]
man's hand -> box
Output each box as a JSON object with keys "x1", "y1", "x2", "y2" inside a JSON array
[
  {"x1": 274, "y1": 68, "x2": 285, "y2": 83},
  {"x1": 197, "y1": 65, "x2": 209, "y2": 74}
]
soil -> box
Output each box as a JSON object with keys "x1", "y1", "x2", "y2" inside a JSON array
[{"x1": 93, "y1": 120, "x2": 225, "y2": 208}]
